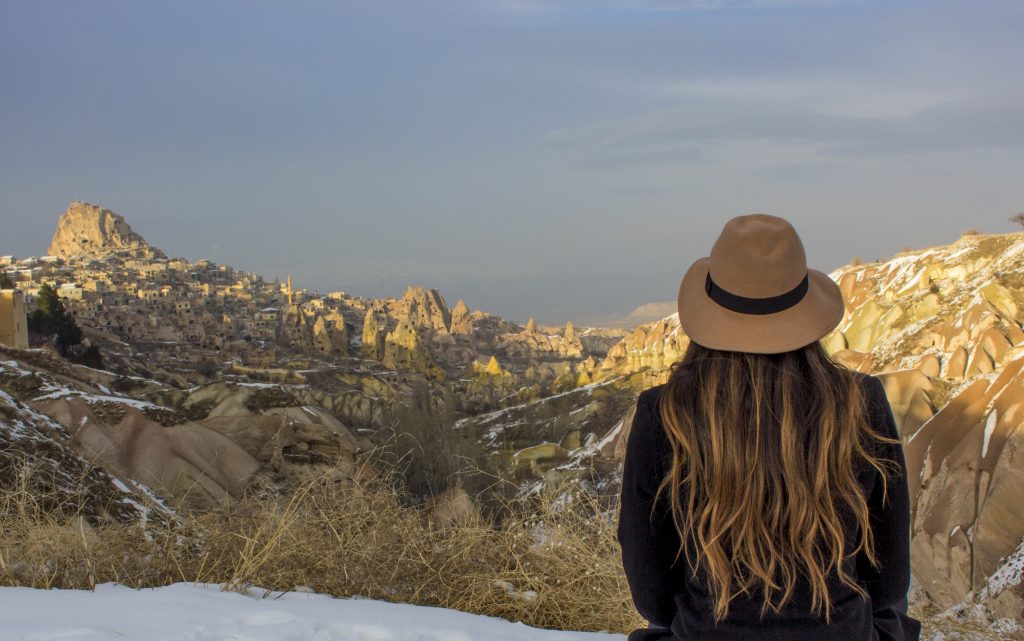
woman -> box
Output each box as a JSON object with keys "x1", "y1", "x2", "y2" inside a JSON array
[{"x1": 617, "y1": 214, "x2": 921, "y2": 641}]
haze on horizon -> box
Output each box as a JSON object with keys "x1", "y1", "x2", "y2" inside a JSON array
[{"x1": 2, "y1": 0, "x2": 1023, "y2": 327}]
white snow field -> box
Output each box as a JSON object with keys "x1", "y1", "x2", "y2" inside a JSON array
[{"x1": 0, "y1": 582, "x2": 627, "y2": 641}]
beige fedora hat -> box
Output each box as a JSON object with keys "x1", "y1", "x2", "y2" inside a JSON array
[{"x1": 677, "y1": 213, "x2": 846, "y2": 354}]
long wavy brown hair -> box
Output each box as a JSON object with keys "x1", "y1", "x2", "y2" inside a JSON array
[{"x1": 652, "y1": 339, "x2": 901, "y2": 623}]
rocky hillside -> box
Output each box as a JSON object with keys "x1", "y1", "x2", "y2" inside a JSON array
[
  {"x1": 0, "y1": 345, "x2": 366, "y2": 511},
  {"x1": 6, "y1": 202, "x2": 645, "y2": 512},
  {"x1": 0, "y1": 354, "x2": 150, "y2": 523},
  {"x1": 47, "y1": 201, "x2": 166, "y2": 260}
]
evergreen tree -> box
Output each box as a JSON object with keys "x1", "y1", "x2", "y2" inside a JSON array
[
  {"x1": 28, "y1": 282, "x2": 83, "y2": 356},
  {"x1": 80, "y1": 344, "x2": 104, "y2": 369},
  {"x1": 56, "y1": 316, "x2": 84, "y2": 356},
  {"x1": 0, "y1": 271, "x2": 13, "y2": 289},
  {"x1": 28, "y1": 284, "x2": 59, "y2": 335}
]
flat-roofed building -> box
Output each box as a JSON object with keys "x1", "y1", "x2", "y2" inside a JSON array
[
  {"x1": 57, "y1": 283, "x2": 84, "y2": 300},
  {"x1": 0, "y1": 288, "x2": 29, "y2": 349}
]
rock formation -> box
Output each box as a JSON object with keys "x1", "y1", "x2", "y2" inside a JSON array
[
  {"x1": 0, "y1": 349, "x2": 367, "y2": 510},
  {"x1": 382, "y1": 317, "x2": 446, "y2": 381},
  {"x1": 312, "y1": 314, "x2": 348, "y2": 359},
  {"x1": 362, "y1": 306, "x2": 387, "y2": 361},
  {"x1": 897, "y1": 356, "x2": 1024, "y2": 618},
  {"x1": 0, "y1": 360, "x2": 146, "y2": 522},
  {"x1": 48, "y1": 201, "x2": 165, "y2": 260},
  {"x1": 402, "y1": 286, "x2": 452, "y2": 335},
  {"x1": 279, "y1": 303, "x2": 313, "y2": 351},
  {"x1": 484, "y1": 355, "x2": 505, "y2": 376},
  {"x1": 500, "y1": 318, "x2": 586, "y2": 361},
  {"x1": 37, "y1": 395, "x2": 260, "y2": 508},
  {"x1": 449, "y1": 299, "x2": 473, "y2": 337},
  {"x1": 599, "y1": 314, "x2": 688, "y2": 386}
]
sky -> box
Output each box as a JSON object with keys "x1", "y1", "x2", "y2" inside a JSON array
[{"x1": 2, "y1": 0, "x2": 1023, "y2": 327}]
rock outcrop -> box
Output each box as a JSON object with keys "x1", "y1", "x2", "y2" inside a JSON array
[
  {"x1": 449, "y1": 299, "x2": 473, "y2": 337},
  {"x1": 0, "y1": 348, "x2": 367, "y2": 510},
  {"x1": 383, "y1": 317, "x2": 446, "y2": 381},
  {"x1": 48, "y1": 201, "x2": 165, "y2": 260},
  {"x1": 312, "y1": 314, "x2": 348, "y2": 359},
  {"x1": 599, "y1": 314, "x2": 688, "y2": 386},
  {"x1": 0, "y1": 359, "x2": 147, "y2": 523},
  {"x1": 362, "y1": 306, "x2": 387, "y2": 361},
  {"x1": 35, "y1": 395, "x2": 260, "y2": 508},
  {"x1": 500, "y1": 318, "x2": 586, "y2": 360},
  {"x1": 899, "y1": 356, "x2": 1024, "y2": 618},
  {"x1": 402, "y1": 286, "x2": 452, "y2": 335}
]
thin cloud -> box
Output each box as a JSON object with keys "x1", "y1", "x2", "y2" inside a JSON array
[{"x1": 539, "y1": 87, "x2": 1024, "y2": 169}]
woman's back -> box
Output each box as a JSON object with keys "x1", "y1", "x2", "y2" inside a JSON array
[
  {"x1": 618, "y1": 363, "x2": 921, "y2": 641},
  {"x1": 617, "y1": 214, "x2": 921, "y2": 641}
]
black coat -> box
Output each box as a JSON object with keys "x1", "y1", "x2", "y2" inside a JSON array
[{"x1": 617, "y1": 373, "x2": 922, "y2": 641}]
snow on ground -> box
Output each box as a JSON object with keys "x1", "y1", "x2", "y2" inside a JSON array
[{"x1": 0, "y1": 583, "x2": 625, "y2": 641}]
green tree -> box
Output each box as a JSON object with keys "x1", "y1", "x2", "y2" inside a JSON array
[
  {"x1": 28, "y1": 283, "x2": 83, "y2": 356},
  {"x1": 79, "y1": 344, "x2": 104, "y2": 369},
  {"x1": 0, "y1": 271, "x2": 13, "y2": 289}
]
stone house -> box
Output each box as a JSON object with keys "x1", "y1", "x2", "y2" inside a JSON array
[
  {"x1": 56, "y1": 283, "x2": 84, "y2": 301},
  {"x1": 0, "y1": 288, "x2": 29, "y2": 349}
]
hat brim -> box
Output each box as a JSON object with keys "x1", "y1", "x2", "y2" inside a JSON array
[{"x1": 677, "y1": 257, "x2": 846, "y2": 354}]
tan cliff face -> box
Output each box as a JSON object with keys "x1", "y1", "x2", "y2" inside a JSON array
[
  {"x1": 596, "y1": 231, "x2": 1024, "y2": 617},
  {"x1": 48, "y1": 201, "x2": 166, "y2": 260}
]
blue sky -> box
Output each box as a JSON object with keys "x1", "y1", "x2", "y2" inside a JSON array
[{"x1": 2, "y1": 0, "x2": 1023, "y2": 326}]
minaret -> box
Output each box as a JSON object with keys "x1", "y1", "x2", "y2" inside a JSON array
[{"x1": 287, "y1": 274, "x2": 293, "y2": 306}]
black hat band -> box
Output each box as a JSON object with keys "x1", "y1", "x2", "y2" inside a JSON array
[{"x1": 704, "y1": 272, "x2": 809, "y2": 315}]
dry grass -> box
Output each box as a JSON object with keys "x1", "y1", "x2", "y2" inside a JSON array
[
  {"x1": 0, "y1": 459, "x2": 639, "y2": 634},
  {"x1": 0, "y1": 460, "x2": 1019, "y2": 639}
]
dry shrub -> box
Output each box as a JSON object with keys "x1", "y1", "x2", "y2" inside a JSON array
[
  {"x1": 0, "y1": 460, "x2": 1019, "y2": 639},
  {"x1": 0, "y1": 459, "x2": 640, "y2": 633}
]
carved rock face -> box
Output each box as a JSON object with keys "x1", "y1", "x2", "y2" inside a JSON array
[{"x1": 48, "y1": 201, "x2": 166, "y2": 260}]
